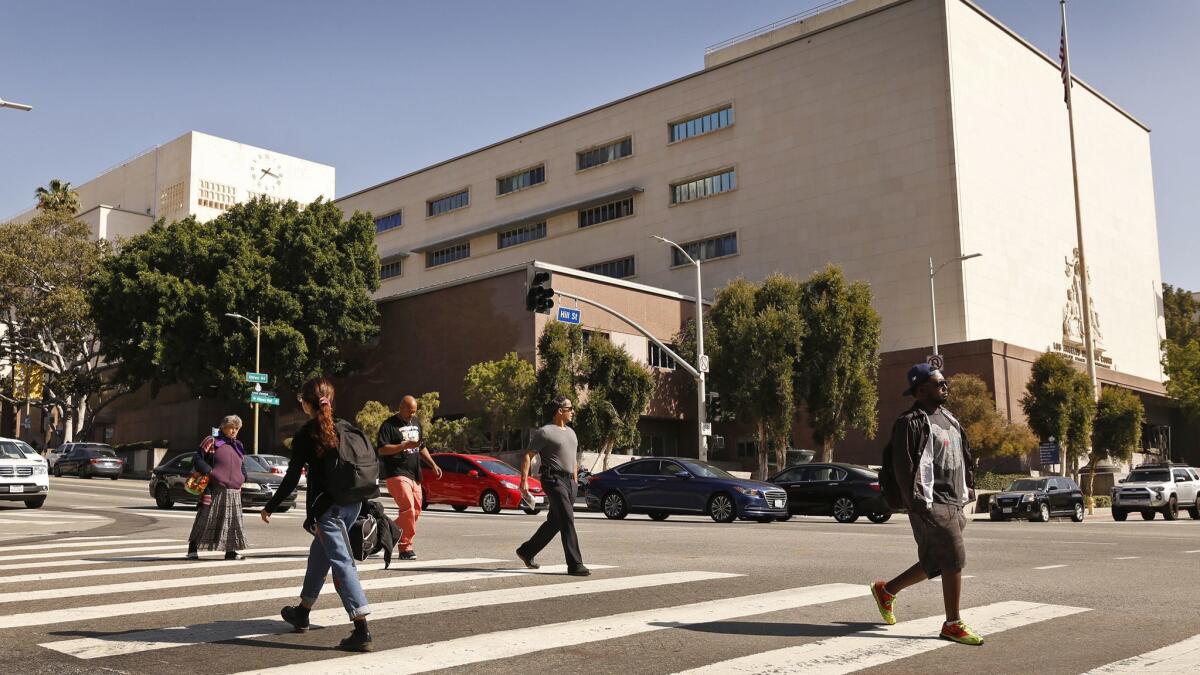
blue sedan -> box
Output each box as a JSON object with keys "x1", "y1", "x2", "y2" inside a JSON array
[{"x1": 585, "y1": 457, "x2": 788, "y2": 523}]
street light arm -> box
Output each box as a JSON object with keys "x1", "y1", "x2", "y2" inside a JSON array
[
  {"x1": 652, "y1": 235, "x2": 697, "y2": 267},
  {"x1": 932, "y1": 253, "x2": 983, "y2": 277}
]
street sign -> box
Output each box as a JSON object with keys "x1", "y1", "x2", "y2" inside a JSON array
[
  {"x1": 926, "y1": 354, "x2": 944, "y2": 370},
  {"x1": 557, "y1": 307, "x2": 581, "y2": 324},
  {"x1": 249, "y1": 391, "x2": 280, "y2": 406},
  {"x1": 246, "y1": 372, "x2": 269, "y2": 384},
  {"x1": 1039, "y1": 441, "x2": 1061, "y2": 465},
  {"x1": 701, "y1": 423, "x2": 712, "y2": 436},
  {"x1": 699, "y1": 355, "x2": 710, "y2": 373}
]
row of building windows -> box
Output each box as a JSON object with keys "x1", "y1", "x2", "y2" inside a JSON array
[
  {"x1": 427, "y1": 189, "x2": 470, "y2": 217},
  {"x1": 498, "y1": 221, "x2": 546, "y2": 249},
  {"x1": 497, "y1": 165, "x2": 545, "y2": 196},
  {"x1": 581, "y1": 256, "x2": 636, "y2": 279},
  {"x1": 671, "y1": 168, "x2": 736, "y2": 205},
  {"x1": 648, "y1": 342, "x2": 678, "y2": 370},
  {"x1": 380, "y1": 259, "x2": 403, "y2": 279},
  {"x1": 579, "y1": 197, "x2": 635, "y2": 228},
  {"x1": 426, "y1": 242, "x2": 470, "y2": 268},
  {"x1": 577, "y1": 137, "x2": 633, "y2": 171},
  {"x1": 375, "y1": 212, "x2": 402, "y2": 233},
  {"x1": 670, "y1": 105, "x2": 734, "y2": 143},
  {"x1": 673, "y1": 232, "x2": 739, "y2": 267}
]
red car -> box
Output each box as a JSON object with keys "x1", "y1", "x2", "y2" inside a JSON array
[{"x1": 425, "y1": 453, "x2": 546, "y2": 514}]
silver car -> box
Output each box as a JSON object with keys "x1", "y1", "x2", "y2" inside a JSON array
[{"x1": 256, "y1": 453, "x2": 306, "y2": 489}]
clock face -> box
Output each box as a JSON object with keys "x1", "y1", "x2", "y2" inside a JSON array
[{"x1": 249, "y1": 153, "x2": 284, "y2": 193}]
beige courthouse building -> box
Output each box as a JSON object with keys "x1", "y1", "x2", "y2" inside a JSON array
[{"x1": 336, "y1": 0, "x2": 1187, "y2": 468}]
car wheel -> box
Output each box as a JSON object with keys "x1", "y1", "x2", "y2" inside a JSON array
[
  {"x1": 1189, "y1": 499, "x2": 1200, "y2": 520},
  {"x1": 867, "y1": 512, "x2": 892, "y2": 524},
  {"x1": 755, "y1": 516, "x2": 774, "y2": 523},
  {"x1": 522, "y1": 507, "x2": 541, "y2": 515},
  {"x1": 110, "y1": 475, "x2": 119, "y2": 481},
  {"x1": 479, "y1": 490, "x2": 502, "y2": 514},
  {"x1": 154, "y1": 484, "x2": 174, "y2": 510},
  {"x1": 1071, "y1": 502, "x2": 1085, "y2": 522},
  {"x1": 649, "y1": 512, "x2": 670, "y2": 521},
  {"x1": 708, "y1": 493, "x2": 737, "y2": 523},
  {"x1": 53, "y1": 464, "x2": 61, "y2": 477},
  {"x1": 776, "y1": 513, "x2": 793, "y2": 522},
  {"x1": 1035, "y1": 502, "x2": 1051, "y2": 523},
  {"x1": 81, "y1": 466, "x2": 92, "y2": 479},
  {"x1": 452, "y1": 504, "x2": 468, "y2": 512},
  {"x1": 24, "y1": 496, "x2": 46, "y2": 509},
  {"x1": 1163, "y1": 496, "x2": 1179, "y2": 521},
  {"x1": 1141, "y1": 509, "x2": 1155, "y2": 521},
  {"x1": 832, "y1": 497, "x2": 859, "y2": 523},
  {"x1": 602, "y1": 491, "x2": 628, "y2": 520},
  {"x1": 1112, "y1": 508, "x2": 1127, "y2": 521}
]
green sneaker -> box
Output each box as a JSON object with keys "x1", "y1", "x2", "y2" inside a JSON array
[
  {"x1": 940, "y1": 620, "x2": 984, "y2": 645},
  {"x1": 870, "y1": 581, "x2": 896, "y2": 625}
]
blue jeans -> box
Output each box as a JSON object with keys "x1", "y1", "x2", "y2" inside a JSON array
[{"x1": 300, "y1": 502, "x2": 371, "y2": 619}]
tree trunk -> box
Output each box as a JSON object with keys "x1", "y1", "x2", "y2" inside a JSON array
[
  {"x1": 601, "y1": 441, "x2": 614, "y2": 471},
  {"x1": 821, "y1": 439, "x2": 834, "y2": 464},
  {"x1": 756, "y1": 422, "x2": 769, "y2": 480},
  {"x1": 1086, "y1": 462, "x2": 1098, "y2": 515}
]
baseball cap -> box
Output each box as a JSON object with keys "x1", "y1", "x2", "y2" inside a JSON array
[{"x1": 903, "y1": 363, "x2": 940, "y2": 396}]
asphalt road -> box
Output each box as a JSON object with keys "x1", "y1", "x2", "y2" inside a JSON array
[{"x1": 1, "y1": 475, "x2": 1197, "y2": 674}]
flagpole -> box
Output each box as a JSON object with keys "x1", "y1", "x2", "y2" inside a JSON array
[{"x1": 1061, "y1": 0, "x2": 1100, "y2": 402}]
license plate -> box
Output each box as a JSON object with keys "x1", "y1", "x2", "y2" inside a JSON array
[
  {"x1": 1002, "y1": 507, "x2": 1013, "y2": 513},
  {"x1": 772, "y1": 500, "x2": 784, "y2": 508},
  {"x1": 534, "y1": 496, "x2": 545, "y2": 505},
  {"x1": 10, "y1": 485, "x2": 23, "y2": 493}
]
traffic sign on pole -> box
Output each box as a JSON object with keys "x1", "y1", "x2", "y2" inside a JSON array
[
  {"x1": 1038, "y1": 441, "x2": 1061, "y2": 465},
  {"x1": 249, "y1": 391, "x2": 280, "y2": 406},
  {"x1": 557, "y1": 307, "x2": 581, "y2": 324},
  {"x1": 246, "y1": 372, "x2": 269, "y2": 384}
]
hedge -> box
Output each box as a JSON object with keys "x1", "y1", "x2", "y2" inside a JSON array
[{"x1": 973, "y1": 472, "x2": 1028, "y2": 492}]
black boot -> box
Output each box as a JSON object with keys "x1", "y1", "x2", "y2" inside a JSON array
[
  {"x1": 186, "y1": 543, "x2": 199, "y2": 561},
  {"x1": 338, "y1": 619, "x2": 372, "y2": 652},
  {"x1": 281, "y1": 605, "x2": 310, "y2": 632}
]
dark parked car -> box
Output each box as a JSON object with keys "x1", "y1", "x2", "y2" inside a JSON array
[
  {"x1": 585, "y1": 457, "x2": 787, "y2": 523},
  {"x1": 53, "y1": 444, "x2": 124, "y2": 480},
  {"x1": 149, "y1": 453, "x2": 297, "y2": 511},
  {"x1": 989, "y1": 476, "x2": 1085, "y2": 522},
  {"x1": 769, "y1": 463, "x2": 891, "y2": 524}
]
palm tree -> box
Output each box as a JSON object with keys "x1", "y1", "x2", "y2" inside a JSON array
[{"x1": 34, "y1": 179, "x2": 80, "y2": 213}]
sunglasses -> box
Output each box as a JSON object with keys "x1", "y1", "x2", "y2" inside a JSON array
[
  {"x1": 930, "y1": 380, "x2": 950, "y2": 390},
  {"x1": 559, "y1": 406, "x2": 574, "y2": 412}
]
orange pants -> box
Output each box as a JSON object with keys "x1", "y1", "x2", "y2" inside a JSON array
[{"x1": 385, "y1": 476, "x2": 422, "y2": 552}]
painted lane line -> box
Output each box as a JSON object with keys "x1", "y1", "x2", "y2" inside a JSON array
[
  {"x1": 0, "y1": 546, "x2": 314, "y2": 574},
  {"x1": 1186, "y1": 550, "x2": 1199, "y2": 554},
  {"x1": 0, "y1": 560, "x2": 578, "y2": 629},
  {"x1": 0, "y1": 519, "x2": 81, "y2": 526},
  {"x1": 0, "y1": 557, "x2": 494, "y2": 604},
  {"x1": 0, "y1": 512, "x2": 107, "y2": 520},
  {"x1": 1034, "y1": 564, "x2": 1068, "y2": 570},
  {"x1": 674, "y1": 601, "x2": 1090, "y2": 674},
  {"x1": 44, "y1": 569, "x2": 729, "y2": 659},
  {"x1": 233, "y1": 583, "x2": 869, "y2": 675},
  {"x1": 0, "y1": 547, "x2": 317, "y2": 583},
  {"x1": 0, "y1": 543, "x2": 187, "y2": 563},
  {"x1": 1082, "y1": 633, "x2": 1200, "y2": 673},
  {"x1": 1113, "y1": 556, "x2": 1141, "y2": 560},
  {"x1": 0, "y1": 538, "x2": 178, "y2": 553}
]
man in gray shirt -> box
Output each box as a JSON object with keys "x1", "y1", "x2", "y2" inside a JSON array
[{"x1": 516, "y1": 395, "x2": 589, "y2": 576}]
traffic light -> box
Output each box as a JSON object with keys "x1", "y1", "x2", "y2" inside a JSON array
[
  {"x1": 525, "y1": 270, "x2": 554, "y2": 314},
  {"x1": 706, "y1": 391, "x2": 722, "y2": 421}
]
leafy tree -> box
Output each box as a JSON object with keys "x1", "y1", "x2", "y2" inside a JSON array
[
  {"x1": 88, "y1": 198, "x2": 380, "y2": 400},
  {"x1": 0, "y1": 208, "x2": 121, "y2": 442},
  {"x1": 1020, "y1": 352, "x2": 1097, "y2": 479},
  {"x1": 355, "y1": 400, "x2": 393, "y2": 444},
  {"x1": 794, "y1": 265, "x2": 881, "y2": 463},
  {"x1": 1162, "y1": 283, "x2": 1200, "y2": 346},
  {"x1": 1164, "y1": 339, "x2": 1200, "y2": 421},
  {"x1": 1090, "y1": 387, "x2": 1144, "y2": 504},
  {"x1": 414, "y1": 391, "x2": 480, "y2": 451},
  {"x1": 529, "y1": 322, "x2": 586, "y2": 425},
  {"x1": 944, "y1": 374, "x2": 1037, "y2": 464},
  {"x1": 34, "y1": 179, "x2": 80, "y2": 213},
  {"x1": 464, "y1": 352, "x2": 535, "y2": 452},
  {"x1": 575, "y1": 338, "x2": 653, "y2": 469}
]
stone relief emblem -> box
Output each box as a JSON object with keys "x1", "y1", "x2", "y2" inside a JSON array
[{"x1": 1063, "y1": 248, "x2": 1103, "y2": 349}]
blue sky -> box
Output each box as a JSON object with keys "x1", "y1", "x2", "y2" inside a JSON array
[{"x1": 2, "y1": 0, "x2": 1195, "y2": 288}]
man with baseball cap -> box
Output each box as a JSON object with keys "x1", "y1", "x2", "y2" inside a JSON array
[{"x1": 871, "y1": 363, "x2": 982, "y2": 645}]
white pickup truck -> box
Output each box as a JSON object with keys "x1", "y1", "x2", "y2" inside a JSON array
[
  {"x1": 1111, "y1": 463, "x2": 1200, "y2": 521},
  {"x1": 0, "y1": 436, "x2": 50, "y2": 509}
]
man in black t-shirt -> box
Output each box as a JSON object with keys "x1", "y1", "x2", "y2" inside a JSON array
[{"x1": 377, "y1": 395, "x2": 442, "y2": 560}]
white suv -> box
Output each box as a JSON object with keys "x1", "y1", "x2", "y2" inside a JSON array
[
  {"x1": 0, "y1": 436, "x2": 50, "y2": 509},
  {"x1": 1111, "y1": 463, "x2": 1200, "y2": 521}
]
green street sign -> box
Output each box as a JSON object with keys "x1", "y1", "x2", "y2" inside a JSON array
[
  {"x1": 246, "y1": 372, "x2": 269, "y2": 384},
  {"x1": 250, "y1": 392, "x2": 280, "y2": 406}
]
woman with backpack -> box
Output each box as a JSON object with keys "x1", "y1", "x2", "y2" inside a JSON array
[
  {"x1": 187, "y1": 415, "x2": 248, "y2": 561},
  {"x1": 260, "y1": 376, "x2": 375, "y2": 652}
]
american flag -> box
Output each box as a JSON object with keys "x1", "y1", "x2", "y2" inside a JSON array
[{"x1": 1060, "y1": 11, "x2": 1072, "y2": 104}]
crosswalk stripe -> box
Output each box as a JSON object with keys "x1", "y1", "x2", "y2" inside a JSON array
[
  {"x1": 232, "y1": 582, "x2": 869, "y2": 675},
  {"x1": 0, "y1": 560, "x2": 579, "y2": 629},
  {"x1": 0, "y1": 548, "x2": 316, "y2": 583},
  {"x1": 1034, "y1": 564, "x2": 1068, "y2": 570},
  {"x1": 0, "y1": 512, "x2": 107, "y2": 520},
  {"x1": 0, "y1": 538, "x2": 178, "y2": 553},
  {"x1": 0, "y1": 543, "x2": 185, "y2": 562},
  {"x1": 673, "y1": 600, "x2": 1090, "y2": 674},
  {"x1": 0, "y1": 519, "x2": 82, "y2": 526},
  {"x1": 0, "y1": 546, "x2": 313, "y2": 574},
  {"x1": 1082, "y1": 634, "x2": 1200, "y2": 673},
  {"x1": 43, "y1": 569, "x2": 734, "y2": 659},
  {"x1": 0, "y1": 557, "x2": 493, "y2": 604}
]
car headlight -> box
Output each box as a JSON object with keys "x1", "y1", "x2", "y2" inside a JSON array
[
  {"x1": 500, "y1": 481, "x2": 519, "y2": 491},
  {"x1": 1151, "y1": 486, "x2": 1165, "y2": 493},
  {"x1": 734, "y1": 487, "x2": 763, "y2": 498},
  {"x1": 34, "y1": 465, "x2": 47, "y2": 475},
  {"x1": 1021, "y1": 493, "x2": 1035, "y2": 502}
]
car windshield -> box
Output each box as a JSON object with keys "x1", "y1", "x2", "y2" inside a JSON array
[
  {"x1": 478, "y1": 460, "x2": 520, "y2": 476},
  {"x1": 1128, "y1": 469, "x2": 1170, "y2": 483},
  {"x1": 0, "y1": 441, "x2": 38, "y2": 460},
  {"x1": 243, "y1": 455, "x2": 271, "y2": 472},
  {"x1": 679, "y1": 461, "x2": 735, "y2": 479},
  {"x1": 1007, "y1": 479, "x2": 1045, "y2": 491}
]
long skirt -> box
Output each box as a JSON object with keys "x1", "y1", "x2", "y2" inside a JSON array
[{"x1": 189, "y1": 484, "x2": 247, "y2": 551}]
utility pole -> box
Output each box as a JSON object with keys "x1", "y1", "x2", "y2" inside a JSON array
[
  {"x1": 225, "y1": 313, "x2": 262, "y2": 454},
  {"x1": 928, "y1": 253, "x2": 982, "y2": 362},
  {"x1": 0, "y1": 98, "x2": 33, "y2": 112},
  {"x1": 653, "y1": 236, "x2": 709, "y2": 462}
]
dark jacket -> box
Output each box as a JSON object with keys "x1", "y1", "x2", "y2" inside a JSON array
[
  {"x1": 264, "y1": 418, "x2": 355, "y2": 516},
  {"x1": 193, "y1": 436, "x2": 248, "y2": 484},
  {"x1": 882, "y1": 404, "x2": 975, "y2": 511}
]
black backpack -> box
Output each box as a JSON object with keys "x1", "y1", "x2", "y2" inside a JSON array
[
  {"x1": 348, "y1": 510, "x2": 380, "y2": 563},
  {"x1": 327, "y1": 419, "x2": 380, "y2": 505}
]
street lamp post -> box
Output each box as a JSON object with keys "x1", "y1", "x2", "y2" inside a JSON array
[
  {"x1": 928, "y1": 253, "x2": 982, "y2": 361},
  {"x1": 225, "y1": 313, "x2": 262, "y2": 454},
  {"x1": 653, "y1": 235, "x2": 708, "y2": 462},
  {"x1": 0, "y1": 98, "x2": 33, "y2": 112}
]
